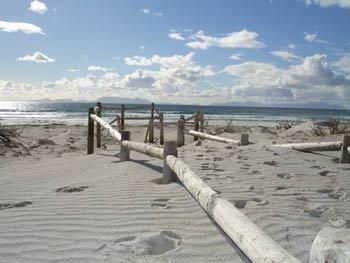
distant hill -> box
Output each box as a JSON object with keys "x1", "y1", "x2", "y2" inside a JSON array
[
  {"x1": 96, "y1": 96, "x2": 150, "y2": 104},
  {"x1": 212, "y1": 101, "x2": 347, "y2": 110}
]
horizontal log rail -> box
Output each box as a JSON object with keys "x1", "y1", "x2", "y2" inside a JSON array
[
  {"x1": 123, "y1": 116, "x2": 161, "y2": 120},
  {"x1": 185, "y1": 130, "x2": 251, "y2": 145},
  {"x1": 90, "y1": 114, "x2": 121, "y2": 141},
  {"x1": 185, "y1": 114, "x2": 196, "y2": 122},
  {"x1": 165, "y1": 155, "x2": 300, "y2": 263},
  {"x1": 121, "y1": 141, "x2": 163, "y2": 159},
  {"x1": 271, "y1": 141, "x2": 342, "y2": 152}
]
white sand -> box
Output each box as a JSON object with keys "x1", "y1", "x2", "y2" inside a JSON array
[{"x1": 1, "y1": 122, "x2": 350, "y2": 262}]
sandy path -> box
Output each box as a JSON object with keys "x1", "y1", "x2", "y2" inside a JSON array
[{"x1": 0, "y1": 148, "x2": 248, "y2": 263}]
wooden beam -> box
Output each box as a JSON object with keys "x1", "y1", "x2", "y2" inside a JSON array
[
  {"x1": 177, "y1": 116, "x2": 185, "y2": 147},
  {"x1": 121, "y1": 141, "x2": 164, "y2": 159},
  {"x1": 165, "y1": 155, "x2": 300, "y2": 263},
  {"x1": 121, "y1": 104, "x2": 125, "y2": 131},
  {"x1": 340, "y1": 134, "x2": 350, "y2": 163},
  {"x1": 186, "y1": 130, "x2": 240, "y2": 144},
  {"x1": 271, "y1": 141, "x2": 342, "y2": 152},
  {"x1": 162, "y1": 141, "x2": 177, "y2": 184},
  {"x1": 199, "y1": 112, "x2": 204, "y2": 132},
  {"x1": 149, "y1": 103, "x2": 155, "y2": 143},
  {"x1": 240, "y1": 133, "x2": 249, "y2": 146},
  {"x1": 193, "y1": 110, "x2": 200, "y2": 141},
  {"x1": 87, "y1": 108, "x2": 94, "y2": 154},
  {"x1": 96, "y1": 102, "x2": 102, "y2": 148},
  {"x1": 159, "y1": 113, "x2": 164, "y2": 145},
  {"x1": 90, "y1": 114, "x2": 121, "y2": 141}
]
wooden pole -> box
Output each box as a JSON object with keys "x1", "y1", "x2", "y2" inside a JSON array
[
  {"x1": 116, "y1": 115, "x2": 121, "y2": 132},
  {"x1": 193, "y1": 111, "x2": 200, "y2": 141},
  {"x1": 163, "y1": 141, "x2": 177, "y2": 184},
  {"x1": 159, "y1": 113, "x2": 164, "y2": 145},
  {"x1": 240, "y1": 133, "x2": 249, "y2": 146},
  {"x1": 120, "y1": 130, "x2": 131, "y2": 162},
  {"x1": 121, "y1": 104, "x2": 125, "y2": 131},
  {"x1": 199, "y1": 112, "x2": 204, "y2": 132},
  {"x1": 149, "y1": 103, "x2": 155, "y2": 143},
  {"x1": 187, "y1": 130, "x2": 240, "y2": 144},
  {"x1": 177, "y1": 115, "x2": 185, "y2": 147},
  {"x1": 96, "y1": 102, "x2": 102, "y2": 148},
  {"x1": 340, "y1": 134, "x2": 350, "y2": 163},
  {"x1": 87, "y1": 107, "x2": 94, "y2": 154},
  {"x1": 271, "y1": 141, "x2": 342, "y2": 152}
]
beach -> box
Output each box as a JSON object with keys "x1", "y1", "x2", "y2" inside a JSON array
[{"x1": 1, "y1": 119, "x2": 350, "y2": 262}]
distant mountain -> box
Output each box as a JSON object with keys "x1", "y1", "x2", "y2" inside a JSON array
[
  {"x1": 96, "y1": 96, "x2": 150, "y2": 104},
  {"x1": 212, "y1": 101, "x2": 347, "y2": 110}
]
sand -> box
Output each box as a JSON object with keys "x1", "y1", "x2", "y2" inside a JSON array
[{"x1": 1, "y1": 121, "x2": 350, "y2": 262}]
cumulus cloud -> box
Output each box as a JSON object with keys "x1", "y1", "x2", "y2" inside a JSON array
[
  {"x1": 186, "y1": 29, "x2": 265, "y2": 50},
  {"x1": 288, "y1": 43, "x2": 296, "y2": 50},
  {"x1": 88, "y1": 65, "x2": 114, "y2": 72},
  {"x1": 222, "y1": 54, "x2": 350, "y2": 102},
  {"x1": 168, "y1": 32, "x2": 185, "y2": 41},
  {"x1": 16, "y1": 52, "x2": 55, "y2": 63},
  {"x1": 66, "y1": 69, "x2": 80, "y2": 72},
  {"x1": 270, "y1": 50, "x2": 302, "y2": 62},
  {"x1": 305, "y1": 0, "x2": 350, "y2": 8},
  {"x1": 304, "y1": 32, "x2": 330, "y2": 44},
  {"x1": 334, "y1": 55, "x2": 350, "y2": 76},
  {"x1": 29, "y1": 0, "x2": 48, "y2": 14},
  {"x1": 140, "y1": 8, "x2": 163, "y2": 16},
  {"x1": 0, "y1": 21, "x2": 44, "y2": 34},
  {"x1": 229, "y1": 54, "x2": 241, "y2": 61}
]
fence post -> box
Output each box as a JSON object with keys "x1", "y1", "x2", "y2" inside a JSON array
[
  {"x1": 117, "y1": 115, "x2": 121, "y2": 131},
  {"x1": 149, "y1": 103, "x2": 154, "y2": 143},
  {"x1": 193, "y1": 110, "x2": 200, "y2": 141},
  {"x1": 121, "y1": 104, "x2": 125, "y2": 131},
  {"x1": 87, "y1": 107, "x2": 94, "y2": 154},
  {"x1": 120, "y1": 131, "x2": 131, "y2": 162},
  {"x1": 340, "y1": 134, "x2": 350, "y2": 163},
  {"x1": 96, "y1": 102, "x2": 102, "y2": 148},
  {"x1": 163, "y1": 141, "x2": 178, "y2": 184},
  {"x1": 177, "y1": 115, "x2": 185, "y2": 147},
  {"x1": 240, "y1": 133, "x2": 249, "y2": 146},
  {"x1": 159, "y1": 113, "x2": 164, "y2": 145},
  {"x1": 199, "y1": 112, "x2": 204, "y2": 132}
]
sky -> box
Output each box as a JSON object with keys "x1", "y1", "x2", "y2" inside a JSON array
[{"x1": 0, "y1": 0, "x2": 350, "y2": 107}]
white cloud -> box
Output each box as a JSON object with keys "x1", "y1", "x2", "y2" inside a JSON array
[
  {"x1": 0, "y1": 21, "x2": 44, "y2": 34},
  {"x1": 305, "y1": 0, "x2": 350, "y2": 8},
  {"x1": 229, "y1": 54, "x2": 241, "y2": 61},
  {"x1": 186, "y1": 29, "x2": 265, "y2": 50},
  {"x1": 288, "y1": 43, "x2": 296, "y2": 50},
  {"x1": 270, "y1": 50, "x2": 302, "y2": 62},
  {"x1": 222, "y1": 54, "x2": 350, "y2": 102},
  {"x1": 334, "y1": 55, "x2": 350, "y2": 76},
  {"x1": 140, "y1": 8, "x2": 163, "y2": 16},
  {"x1": 304, "y1": 32, "x2": 330, "y2": 44},
  {"x1": 29, "y1": 0, "x2": 48, "y2": 14},
  {"x1": 16, "y1": 51, "x2": 55, "y2": 63},
  {"x1": 168, "y1": 32, "x2": 185, "y2": 41},
  {"x1": 140, "y1": 45, "x2": 145, "y2": 50},
  {"x1": 88, "y1": 65, "x2": 114, "y2": 72},
  {"x1": 66, "y1": 69, "x2": 80, "y2": 72}
]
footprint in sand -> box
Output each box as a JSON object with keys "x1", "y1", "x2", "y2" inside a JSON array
[
  {"x1": 276, "y1": 186, "x2": 287, "y2": 191},
  {"x1": 263, "y1": 160, "x2": 278, "y2": 166},
  {"x1": 234, "y1": 198, "x2": 269, "y2": 209},
  {"x1": 151, "y1": 199, "x2": 171, "y2": 209},
  {"x1": 0, "y1": 201, "x2": 32, "y2": 210},
  {"x1": 56, "y1": 186, "x2": 89, "y2": 193},
  {"x1": 213, "y1": 157, "x2": 223, "y2": 161},
  {"x1": 114, "y1": 231, "x2": 182, "y2": 256},
  {"x1": 319, "y1": 170, "x2": 331, "y2": 176},
  {"x1": 276, "y1": 172, "x2": 292, "y2": 179},
  {"x1": 201, "y1": 163, "x2": 211, "y2": 170}
]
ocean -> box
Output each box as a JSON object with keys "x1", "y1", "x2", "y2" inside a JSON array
[{"x1": 1, "y1": 101, "x2": 350, "y2": 126}]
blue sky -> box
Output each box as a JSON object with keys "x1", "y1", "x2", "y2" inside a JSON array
[{"x1": 0, "y1": 0, "x2": 350, "y2": 106}]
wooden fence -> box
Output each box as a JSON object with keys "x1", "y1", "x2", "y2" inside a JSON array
[{"x1": 86, "y1": 110, "x2": 301, "y2": 262}]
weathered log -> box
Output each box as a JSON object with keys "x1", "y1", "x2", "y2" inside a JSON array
[
  {"x1": 199, "y1": 112, "x2": 204, "y2": 132},
  {"x1": 90, "y1": 114, "x2": 121, "y2": 141},
  {"x1": 340, "y1": 135, "x2": 350, "y2": 163},
  {"x1": 193, "y1": 111, "x2": 200, "y2": 141},
  {"x1": 149, "y1": 103, "x2": 155, "y2": 143},
  {"x1": 310, "y1": 227, "x2": 350, "y2": 263},
  {"x1": 87, "y1": 108, "x2": 94, "y2": 154},
  {"x1": 187, "y1": 130, "x2": 239, "y2": 144},
  {"x1": 165, "y1": 155, "x2": 300, "y2": 263},
  {"x1": 121, "y1": 104, "x2": 125, "y2": 130},
  {"x1": 120, "y1": 131, "x2": 130, "y2": 162},
  {"x1": 240, "y1": 133, "x2": 249, "y2": 146},
  {"x1": 121, "y1": 141, "x2": 164, "y2": 160},
  {"x1": 177, "y1": 117, "x2": 185, "y2": 147},
  {"x1": 123, "y1": 116, "x2": 160, "y2": 120},
  {"x1": 162, "y1": 141, "x2": 177, "y2": 184},
  {"x1": 159, "y1": 113, "x2": 164, "y2": 145},
  {"x1": 271, "y1": 141, "x2": 342, "y2": 152}
]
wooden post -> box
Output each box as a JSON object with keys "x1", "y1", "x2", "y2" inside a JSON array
[
  {"x1": 193, "y1": 111, "x2": 200, "y2": 141},
  {"x1": 120, "y1": 130, "x2": 130, "y2": 162},
  {"x1": 159, "y1": 113, "x2": 164, "y2": 145},
  {"x1": 121, "y1": 104, "x2": 125, "y2": 131},
  {"x1": 199, "y1": 112, "x2": 204, "y2": 132},
  {"x1": 240, "y1": 133, "x2": 249, "y2": 146},
  {"x1": 163, "y1": 141, "x2": 177, "y2": 184},
  {"x1": 340, "y1": 134, "x2": 350, "y2": 163},
  {"x1": 149, "y1": 103, "x2": 154, "y2": 143},
  {"x1": 177, "y1": 115, "x2": 185, "y2": 147},
  {"x1": 96, "y1": 102, "x2": 102, "y2": 148},
  {"x1": 116, "y1": 115, "x2": 121, "y2": 131},
  {"x1": 87, "y1": 107, "x2": 94, "y2": 154}
]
